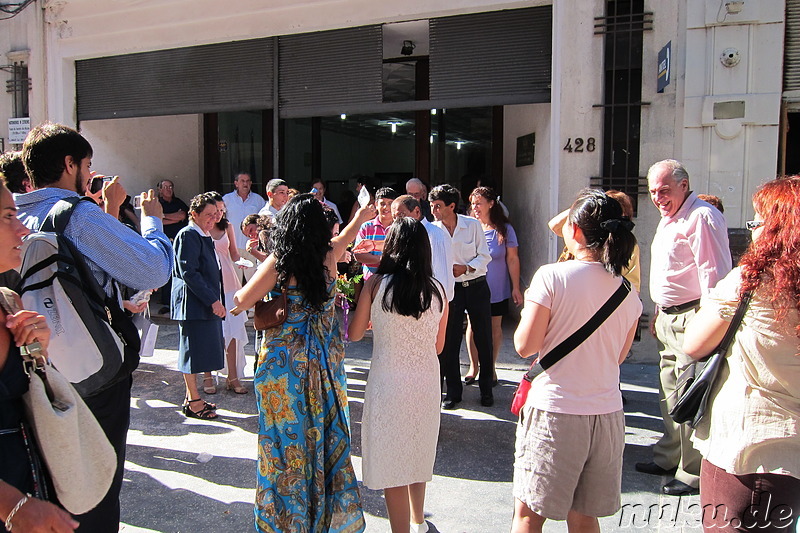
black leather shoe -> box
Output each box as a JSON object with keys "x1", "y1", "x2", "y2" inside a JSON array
[
  {"x1": 634, "y1": 461, "x2": 677, "y2": 476},
  {"x1": 464, "y1": 376, "x2": 476, "y2": 386},
  {"x1": 480, "y1": 395, "x2": 494, "y2": 407},
  {"x1": 662, "y1": 479, "x2": 699, "y2": 496},
  {"x1": 442, "y1": 399, "x2": 460, "y2": 410}
]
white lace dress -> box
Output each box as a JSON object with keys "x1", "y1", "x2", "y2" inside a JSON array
[{"x1": 361, "y1": 276, "x2": 444, "y2": 489}]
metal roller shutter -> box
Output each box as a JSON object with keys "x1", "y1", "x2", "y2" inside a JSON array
[
  {"x1": 429, "y1": 6, "x2": 552, "y2": 105},
  {"x1": 786, "y1": 0, "x2": 800, "y2": 92},
  {"x1": 279, "y1": 25, "x2": 383, "y2": 118},
  {"x1": 76, "y1": 39, "x2": 274, "y2": 120}
]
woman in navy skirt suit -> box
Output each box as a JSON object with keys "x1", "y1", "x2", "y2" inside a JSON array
[{"x1": 171, "y1": 193, "x2": 226, "y2": 419}]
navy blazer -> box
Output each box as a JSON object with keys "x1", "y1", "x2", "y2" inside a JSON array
[{"x1": 171, "y1": 226, "x2": 223, "y2": 321}]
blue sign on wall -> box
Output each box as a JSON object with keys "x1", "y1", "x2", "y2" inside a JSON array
[{"x1": 658, "y1": 41, "x2": 671, "y2": 93}]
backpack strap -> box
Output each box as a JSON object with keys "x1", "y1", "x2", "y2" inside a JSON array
[{"x1": 39, "y1": 196, "x2": 95, "y2": 234}]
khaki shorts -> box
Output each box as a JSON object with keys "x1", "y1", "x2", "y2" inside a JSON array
[{"x1": 513, "y1": 407, "x2": 625, "y2": 520}]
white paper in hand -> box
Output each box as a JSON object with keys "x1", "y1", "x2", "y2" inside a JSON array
[{"x1": 357, "y1": 186, "x2": 371, "y2": 207}]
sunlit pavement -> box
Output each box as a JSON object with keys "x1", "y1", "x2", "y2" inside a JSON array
[{"x1": 119, "y1": 316, "x2": 701, "y2": 532}]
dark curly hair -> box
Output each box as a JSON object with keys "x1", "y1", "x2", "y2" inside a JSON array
[
  {"x1": 568, "y1": 188, "x2": 636, "y2": 277},
  {"x1": 376, "y1": 217, "x2": 443, "y2": 318},
  {"x1": 189, "y1": 192, "x2": 216, "y2": 215},
  {"x1": 740, "y1": 176, "x2": 800, "y2": 338},
  {"x1": 272, "y1": 193, "x2": 333, "y2": 310}
]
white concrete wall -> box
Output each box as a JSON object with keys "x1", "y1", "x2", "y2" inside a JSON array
[
  {"x1": 79, "y1": 114, "x2": 203, "y2": 201},
  {"x1": 503, "y1": 103, "x2": 550, "y2": 287},
  {"x1": 0, "y1": 4, "x2": 42, "y2": 148},
  {"x1": 682, "y1": 1, "x2": 783, "y2": 227}
]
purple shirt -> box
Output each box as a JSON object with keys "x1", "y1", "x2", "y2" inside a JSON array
[
  {"x1": 649, "y1": 192, "x2": 732, "y2": 307},
  {"x1": 485, "y1": 224, "x2": 518, "y2": 303}
]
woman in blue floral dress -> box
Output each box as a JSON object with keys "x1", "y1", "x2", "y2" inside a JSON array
[{"x1": 233, "y1": 194, "x2": 376, "y2": 533}]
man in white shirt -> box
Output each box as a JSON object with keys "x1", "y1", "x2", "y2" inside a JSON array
[
  {"x1": 222, "y1": 172, "x2": 265, "y2": 282},
  {"x1": 430, "y1": 184, "x2": 492, "y2": 409},
  {"x1": 258, "y1": 178, "x2": 289, "y2": 221},
  {"x1": 312, "y1": 179, "x2": 343, "y2": 224},
  {"x1": 391, "y1": 195, "x2": 454, "y2": 302}
]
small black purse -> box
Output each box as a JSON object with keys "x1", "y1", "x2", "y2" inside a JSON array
[{"x1": 669, "y1": 291, "x2": 752, "y2": 428}]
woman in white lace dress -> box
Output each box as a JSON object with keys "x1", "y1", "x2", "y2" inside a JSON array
[{"x1": 349, "y1": 217, "x2": 448, "y2": 533}]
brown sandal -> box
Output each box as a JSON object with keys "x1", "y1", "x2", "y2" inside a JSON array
[
  {"x1": 183, "y1": 398, "x2": 217, "y2": 419},
  {"x1": 226, "y1": 378, "x2": 248, "y2": 394}
]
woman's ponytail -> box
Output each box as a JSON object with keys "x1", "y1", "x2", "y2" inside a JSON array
[{"x1": 569, "y1": 188, "x2": 636, "y2": 276}]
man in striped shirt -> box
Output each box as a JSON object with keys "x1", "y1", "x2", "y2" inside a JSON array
[{"x1": 354, "y1": 187, "x2": 398, "y2": 279}]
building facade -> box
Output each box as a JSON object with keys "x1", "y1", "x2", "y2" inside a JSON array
[{"x1": 1, "y1": 0, "x2": 789, "y2": 358}]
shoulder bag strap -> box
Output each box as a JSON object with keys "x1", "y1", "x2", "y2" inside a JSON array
[
  {"x1": 524, "y1": 277, "x2": 632, "y2": 379},
  {"x1": 714, "y1": 290, "x2": 752, "y2": 356}
]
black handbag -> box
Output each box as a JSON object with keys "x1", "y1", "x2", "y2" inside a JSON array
[{"x1": 669, "y1": 291, "x2": 752, "y2": 428}]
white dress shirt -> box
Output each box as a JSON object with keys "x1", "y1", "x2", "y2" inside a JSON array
[
  {"x1": 222, "y1": 190, "x2": 266, "y2": 249},
  {"x1": 258, "y1": 202, "x2": 281, "y2": 222},
  {"x1": 434, "y1": 214, "x2": 491, "y2": 282},
  {"x1": 422, "y1": 218, "x2": 455, "y2": 301}
]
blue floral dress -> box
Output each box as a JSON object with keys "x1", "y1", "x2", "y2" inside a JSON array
[{"x1": 254, "y1": 284, "x2": 365, "y2": 533}]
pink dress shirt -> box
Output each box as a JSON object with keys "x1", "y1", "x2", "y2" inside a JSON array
[{"x1": 649, "y1": 192, "x2": 732, "y2": 307}]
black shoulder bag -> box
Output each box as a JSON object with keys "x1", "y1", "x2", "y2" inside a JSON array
[{"x1": 669, "y1": 291, "x2": 752, "y2": 428}]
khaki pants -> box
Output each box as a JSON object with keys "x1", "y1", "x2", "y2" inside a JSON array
[{"x1": 653, "y1": 307, "x2": 702, "y2": 488}]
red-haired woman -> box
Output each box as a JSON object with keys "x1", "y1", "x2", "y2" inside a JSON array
[{"x1": 684, "y1": 176, "x2": 800, "y2": 532}]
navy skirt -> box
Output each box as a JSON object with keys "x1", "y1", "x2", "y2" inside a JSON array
[{"x1": 178, "y1": 319, "x2": 225, "y2": 374}]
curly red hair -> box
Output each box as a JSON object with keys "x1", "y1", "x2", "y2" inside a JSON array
[{"x1": 739, "y1": 176, "x2": 800, "y2": 337}]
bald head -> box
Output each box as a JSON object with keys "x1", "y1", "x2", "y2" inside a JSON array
[
  {"x1": 391, "y1": 195, "x2": 422, "y2": 221},
  {"x1": 405, "y1": 178, "x2": 427, "y2": 202}
]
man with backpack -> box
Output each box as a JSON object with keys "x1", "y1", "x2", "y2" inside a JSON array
[{"x1": 14, "y1": 122, "x2": 172, "y2": 532}]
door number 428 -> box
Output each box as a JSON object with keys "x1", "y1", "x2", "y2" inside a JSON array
[{"x1": 563, "y1": 137, "x2": 596, "y2": 153}]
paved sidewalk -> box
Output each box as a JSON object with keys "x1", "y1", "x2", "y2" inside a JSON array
[{"x1": 119, "y1": 318, "x2": 702, "y2": 532}]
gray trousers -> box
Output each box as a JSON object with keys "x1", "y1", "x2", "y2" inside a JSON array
[{"x1": 653, "y1": 306, "x2": 703, "y2": 488}]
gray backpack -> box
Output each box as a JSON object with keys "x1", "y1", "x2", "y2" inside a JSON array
[{"x1": 17, "y1": 197, "x2": 140, "y2": 398}]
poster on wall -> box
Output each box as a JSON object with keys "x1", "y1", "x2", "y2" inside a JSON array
[
  {"x1": 516, "y1": 133, "x2": 535, "y2": 167},
  {"x1": 8, "y1": 117, "x2": 30, "y2": 144}
]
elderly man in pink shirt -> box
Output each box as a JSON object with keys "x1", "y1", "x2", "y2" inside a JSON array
[{"x1": 635, "y1": 159, "x2": 732, "y2": 497}]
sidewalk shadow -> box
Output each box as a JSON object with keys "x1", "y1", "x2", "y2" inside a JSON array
[{"x1": 121, "y1": 465, "x2": 254, "y2": 532}]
